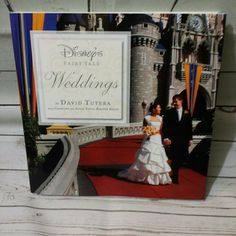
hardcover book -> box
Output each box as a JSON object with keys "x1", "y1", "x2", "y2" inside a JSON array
[{"x1": 10, "y1": 12, "x2": 226, "y2": 199}]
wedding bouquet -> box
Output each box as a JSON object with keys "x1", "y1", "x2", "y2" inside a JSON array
[{"x1": 143, "y1": 125, "x2": 158, "y2": 136}]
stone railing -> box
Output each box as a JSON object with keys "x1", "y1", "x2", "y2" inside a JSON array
[
  {"x1": 73, "y1": 125, "x2": 107, "y2": 146},
  {"x1": 111, "y1": 122, "x2": 143, "y2": 138},
  {"x1": 35, "y1": 136, "x2": 79, "y2": 196},
  {"x1": 35, "y1": 126, "x2": 106, "y2": 196},
  {"x1": 189, "y1": 135, "x2": 212, "y2": 153}
]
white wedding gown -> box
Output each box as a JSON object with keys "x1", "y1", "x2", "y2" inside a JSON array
[{"x1": 118, "y1": 115, "x2": 172, "y2": 185}]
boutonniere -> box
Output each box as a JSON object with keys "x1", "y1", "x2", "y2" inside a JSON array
[{"x1": 184, "y1": 110, "x2": 189, "y2": 114}]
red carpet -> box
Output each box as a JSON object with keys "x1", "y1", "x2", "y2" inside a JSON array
[
  {"x1": 86, "y1": 169, "x2": 206, "y2": 199},
  {"x1": 79, "y1": 136, "x2": 207, "y2": 199},
  {"x1": 79, "y1": 136, "x2": 142, "y2": 166}
]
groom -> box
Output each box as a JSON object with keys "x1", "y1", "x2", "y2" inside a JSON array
[{"x1": 162, "y1": 94, "x2": 193, "y2": 184}]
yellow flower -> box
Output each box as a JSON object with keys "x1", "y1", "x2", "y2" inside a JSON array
[{"x1": 143, "y1": 125, "x2": 157, "y2": 136}]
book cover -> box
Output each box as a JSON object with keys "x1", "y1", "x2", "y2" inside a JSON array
[{"x1": 10, "y1": 12, "x2": 226, "y2": 199}]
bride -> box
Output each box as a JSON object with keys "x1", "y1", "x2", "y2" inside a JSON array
[{"x1": 118, "y1": 100, "x2": 172, "y2": 185}]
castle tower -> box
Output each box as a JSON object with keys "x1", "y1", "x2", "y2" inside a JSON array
[{"x1": 130, "y1": 21, "x2": 164, "y2": 122}]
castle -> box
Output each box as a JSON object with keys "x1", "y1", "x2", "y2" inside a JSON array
[{"x1": 57, "y1": 13, "x2": 225, "y2": 122}]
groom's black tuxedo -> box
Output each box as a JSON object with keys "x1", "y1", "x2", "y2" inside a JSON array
[{"x1": 162, "y1": 107, "x2": 192, "y2": 183}]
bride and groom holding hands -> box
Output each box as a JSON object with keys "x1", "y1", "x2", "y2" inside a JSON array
[{"x1": 118, "y1": 94, "x2": 193, "y2": 185}]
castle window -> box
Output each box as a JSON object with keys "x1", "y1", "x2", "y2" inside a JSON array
[
  {"x1": 182, "y1": 38, "x2": 196, "y2": 61},
  {"x1": 153, "y1": 64, "x2": 157, "y2": 71},
  {"x1": 141, "y1": 52, "x2": 147, "y2": 65},
  {"x1": 197, "y1": 40, "x2": 210, "y2": 64},
  {"x1": 153, "y1": 63, "x2": 162, "y2": 72},
  {"x1": 159, "y1": 51, "x2": 164, "y2": 56},
  {"x1": 143, "y1": 23, "x2": 148, "y2": 28},
  {"x1": 141, "y1": 38, "x2": 145, "y2": 46}
]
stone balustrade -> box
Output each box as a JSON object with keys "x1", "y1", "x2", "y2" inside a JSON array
[
  {"x1": 111, "y1": 123, "x2": 143, "y2": 138},
  {"x1": 73, "y1": 126, "x2": 107, "y2": 146},
  {"x1": 35, "y1": 136, "x2": 79, "y2": 196}
]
